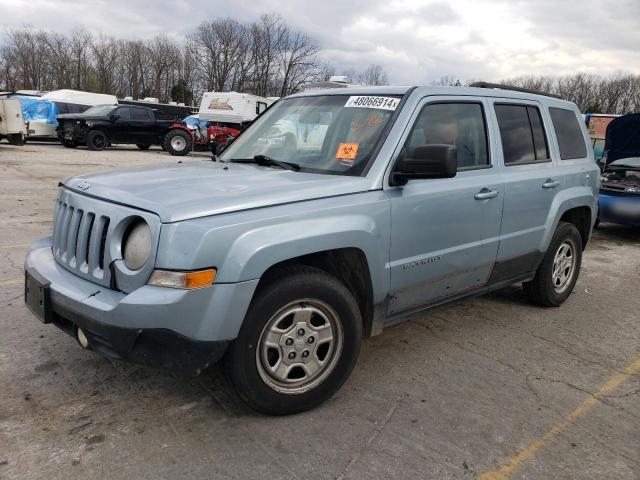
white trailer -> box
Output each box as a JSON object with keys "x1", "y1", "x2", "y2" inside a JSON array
[
  {"x1": 0, "y1": 98, "x2": 27, "y2": 145},
  {"x1": 198, "y1": 92, "x2": 275, "y2": 125}
]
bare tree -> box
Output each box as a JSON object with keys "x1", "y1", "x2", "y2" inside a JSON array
[{"x1": 358, "y1": 64, "x2": 388, "y2": 85}]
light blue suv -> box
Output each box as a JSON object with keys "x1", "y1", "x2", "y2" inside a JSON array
[{"x1": 25, "y1": 84, "x2": 599, "y2": 414}]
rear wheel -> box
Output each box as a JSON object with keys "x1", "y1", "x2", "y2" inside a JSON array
[
  {"x1": 163, "y1": 129, "x2": 192, "y2": 156},
  {"x1": 86, "y1": 130, "x2": 107, "y2": 151},
  {"x1": 226, "y1": 265, "x2": 362, "y2": 415},
  {"x1": 62, "y1": 139, "x2": 77, "y2": 148},
  {"x1": 136, "y1": 144, "x2": 151, "y2": 150},
  {"x1": 524, "y1": 222, "x2": 582, "y2": 306}
]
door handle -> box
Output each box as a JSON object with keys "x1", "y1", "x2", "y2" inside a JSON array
[
  {"x1": 474, "y1": 188, "x2": 499, "y2": 200},
  {"x1": 542, "y1": 179, "x2": 560, "y2": 189}
]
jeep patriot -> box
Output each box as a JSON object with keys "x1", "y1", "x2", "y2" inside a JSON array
[{"x1": 25, "y1": 84, "x2": 599, "y2": 415}]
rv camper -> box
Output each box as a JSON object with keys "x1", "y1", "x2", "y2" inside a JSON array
[{"x1": 198, "y1": 92, "x2": 275, "y2": 126}]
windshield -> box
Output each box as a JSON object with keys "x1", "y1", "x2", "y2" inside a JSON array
[
  {"x1": 82, "y1": 105, "x2": 116, "y2": 116},
  {"x1": 220, "y1": 94, "x2": 401, "y2": 175}
]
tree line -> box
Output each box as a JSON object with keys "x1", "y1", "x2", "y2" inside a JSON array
[
  {"x1": 498, "y1": 74, "x2": 640, "y2": 115},
  {"x1": 433, "y1": 73, "x2": 640, "y2": 114},
  {"x1": 0, "y1": 15, "x2": 387, "y2": 105}
]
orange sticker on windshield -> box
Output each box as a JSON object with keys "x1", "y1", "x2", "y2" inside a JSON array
[{"x1": 336, "y1": 143, "x2": 359, "y2": 161}]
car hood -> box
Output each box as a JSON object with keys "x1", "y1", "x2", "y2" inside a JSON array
[{"x1": 62, "y1": 161, "x2": 371, "y2": 222}]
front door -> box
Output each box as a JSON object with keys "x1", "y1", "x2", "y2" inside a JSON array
[
  {"x1": 387, "y1": 98, "x2": 503, "y2": 315},
  {"x1": 112, "y1": 106, "x2": 131, "y2": 143}
]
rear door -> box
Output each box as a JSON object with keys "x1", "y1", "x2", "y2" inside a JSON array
[
  {"x1": 129, "y1": 107, "x2": 157, "y2": 145},
  {"x1": 387, "y1": 97, "x2": 504, "y2": 314},
  {"x1": 488, "y1": 99, "x2": 559, "y2": 280}
]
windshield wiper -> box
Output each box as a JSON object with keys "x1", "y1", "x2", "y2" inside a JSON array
[{"x1": 228, "y1": 155, "x2": 301, "y2": 171}]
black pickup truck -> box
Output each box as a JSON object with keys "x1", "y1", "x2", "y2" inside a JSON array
[{"x1": 56, "y1": 104, "x2": 173, "y2": 150}]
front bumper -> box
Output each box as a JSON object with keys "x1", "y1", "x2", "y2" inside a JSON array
[
  {"x1": 25, "y1": 237, "x2": 259, "y2": 373},
  {"x1": 598, "y1": 191, "x2": 640, "y2": 227}
]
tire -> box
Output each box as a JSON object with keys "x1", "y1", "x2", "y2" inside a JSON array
[
  {"x1": 136, "y1": 144, "x2": 151, "y2": 150},
  {"x1": 163, "y1": 129, "x2": 192, "y2": 156},
  {"x1": 225, "y1": 265, "x2": 362, "y2": 415},
  {"x1": 86, "y1": 130, "x2": 108, "y2": 151},
  {"x1": 62, "y1": 140, "x2": 77, "y2": 148},
  {"x1": 523, "y1": 222, "x2": 583, "y2": 307}
]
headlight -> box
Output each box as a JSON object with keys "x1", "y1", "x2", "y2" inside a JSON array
[{"x1": 122, "y1": 219, "x2": 151, "y2": 270}]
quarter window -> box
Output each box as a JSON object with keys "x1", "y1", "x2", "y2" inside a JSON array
[
  {"x1": 549, "y1": 107, "x2": 587, "y2": 159},
  {"x1": 405, "y1": 102, "x2": 490, "y2": 169},
  {"x1": 495, "y1": 104, "x2": 549, "y2": 165}
]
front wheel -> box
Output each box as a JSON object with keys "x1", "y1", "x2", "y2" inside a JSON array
[
  {"x1": 524, "y1": 222, "x2": 583, "y2": 306},
  {"x1": 225, "y1": 265, "x2": 362, "y2": 415},
  {"x1": 86, "y1": 130, "x2": 108, "y2": 151},
  {"x1": 163, "y1": 129, "x2": 192, "y2": 156}
]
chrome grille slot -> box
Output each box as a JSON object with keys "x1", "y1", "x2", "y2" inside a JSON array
[
  {"x1": 51, "y1": 187, "x2": 160, "y2": 290},
  {"x1": 77, "y1": 212, "x2": 95, "y2": 271}
]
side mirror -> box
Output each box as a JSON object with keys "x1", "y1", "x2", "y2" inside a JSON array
[
  {"x1": 391, "y1": 144, "x2": 458, "y2": 186},
  {"x1": 109, "y1": 114, "x2": 120, "y2": 122}
]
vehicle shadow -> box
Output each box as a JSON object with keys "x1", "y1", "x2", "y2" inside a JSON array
[{"x1": 593, "y1": 223, "x2": 640, "y2": 242}]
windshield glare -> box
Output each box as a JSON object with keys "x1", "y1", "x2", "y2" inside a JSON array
[
  {"x1": 220, "y1": 94, "x2": 401, "y2": 175},
  {"x1": 82, "y1": 105, "x2": 116, "y2": 116}
]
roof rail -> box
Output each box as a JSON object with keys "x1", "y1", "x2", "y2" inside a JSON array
[{"x1": 469, "y1": 81, "x2": 563, "y2": 100}]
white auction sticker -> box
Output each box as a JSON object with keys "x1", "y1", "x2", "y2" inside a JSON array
[{"x1": 345, "y1": 96, "x2": 399, "y2": 111}]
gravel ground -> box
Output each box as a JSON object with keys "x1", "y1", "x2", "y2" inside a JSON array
[{"x1": 1, "y1": 142, "x2": 639, "y2": 480}]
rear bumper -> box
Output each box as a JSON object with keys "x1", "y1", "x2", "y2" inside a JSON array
[
  {"x1": 25, "y1": 237, "x2": 258, "y2": 372},
  {"x1": 598, "y1": 192, "x2": 640, "y2": 226}
]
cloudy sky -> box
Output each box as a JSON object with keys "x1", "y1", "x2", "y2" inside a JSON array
[{"x1": 2, "y1": 0, "x2": 639, "y2": 84}]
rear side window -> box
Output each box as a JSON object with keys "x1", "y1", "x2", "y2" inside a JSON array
[
  {"x1": 549, "y1": 107, "x2": 587, "y2": 159},
  {"x1": 132, "y1": 108, "x2": 150, "y2": 120},
  {"x1": 495, "y1": 104, "x2": 549, "y2": 165}
]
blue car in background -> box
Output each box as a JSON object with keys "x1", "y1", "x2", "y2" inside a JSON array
[{"x1": 598, "y1": 114, "x2": 640, "y2": 227}]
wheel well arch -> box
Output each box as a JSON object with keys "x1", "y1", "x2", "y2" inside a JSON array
[
  {"x1": 559, "y1": 206, "x2": 592, "y2": 248},
  {"x1": 256, "y1": 248, "x2": 375, "y2": 337}
]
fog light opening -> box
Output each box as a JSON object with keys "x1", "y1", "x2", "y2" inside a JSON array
[{"x1": 76, "y1": 327, "x2": 90, "y2": 349}]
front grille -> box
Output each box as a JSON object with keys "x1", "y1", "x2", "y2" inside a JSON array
[
  {"x1": 53, "y1": 201, "x2": 110, "y2": 281},
  {"x1": 51, "y1": 186, "x2": 160, "y2": 291}
]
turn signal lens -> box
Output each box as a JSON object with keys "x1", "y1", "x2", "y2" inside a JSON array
[{"x1": 148, "y1": 269, "x2": 216, "y2": 289}]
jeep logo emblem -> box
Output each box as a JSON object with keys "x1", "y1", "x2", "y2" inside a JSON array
[{"x1": 77, "y1": 181, "x2": 91, "y2": 191}]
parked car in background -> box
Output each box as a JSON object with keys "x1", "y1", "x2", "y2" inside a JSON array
[
  {"x1": 56, "y1": 104, "x2": 172, "y2": 150},
  {"x1": 598, "y1": 113, "x2": 640, "y2": 226},
  {"x1": 25, "y1": 84, "x2": 597, "y2": 415}
]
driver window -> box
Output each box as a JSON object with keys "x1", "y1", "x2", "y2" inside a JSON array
[{"x1": 405, "y1": 102, "x2": 490, "y2": 169}]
